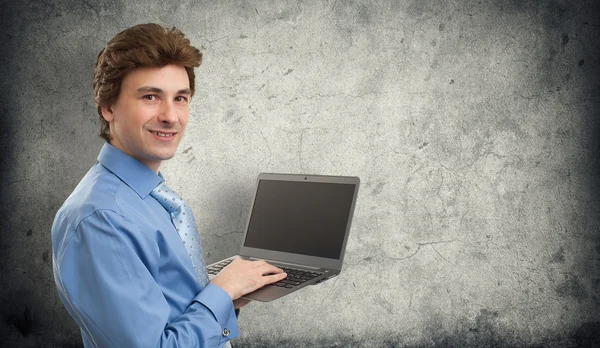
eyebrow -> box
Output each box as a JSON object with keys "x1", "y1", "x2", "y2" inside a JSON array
[{"x1": 136, "y1": 86, "x2": 192, "y2": 95}]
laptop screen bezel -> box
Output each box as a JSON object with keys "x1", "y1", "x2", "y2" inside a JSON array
[{"x1": 238, "y1": 173, "x2": 360, "y2": 271}]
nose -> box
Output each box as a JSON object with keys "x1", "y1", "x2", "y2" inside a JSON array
[{"x1": 157, "y1": 101, "x2": 178, "y2": 124}]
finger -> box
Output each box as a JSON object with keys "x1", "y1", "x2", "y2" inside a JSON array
[
  {"x1": 255, "y1": 261, "x2": 283, "y2": 271},
  {"x1": 263, "y1": 272, "x2": 287, "y2": 284},
  {"x1": 259, "y1": 265, "x2": 285, "y2": 275},
  {"x1": 271, "y1": 267, "x2": 285, "y2": 274}
]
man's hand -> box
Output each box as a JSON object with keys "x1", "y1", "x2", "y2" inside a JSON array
[{"x1": 210, "y1": 259, "x2": 287, "y2": 300}]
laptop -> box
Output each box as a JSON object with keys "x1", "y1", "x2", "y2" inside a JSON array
[{"x1": 207, "y1": 173, "x2": 360, "y2": 302}]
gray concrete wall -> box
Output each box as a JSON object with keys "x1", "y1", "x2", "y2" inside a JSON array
[{"x1": 1, "y1": 0, "x2": 598, "y2": 347}]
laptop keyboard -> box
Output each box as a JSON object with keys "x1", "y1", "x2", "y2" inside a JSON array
[
  {"x1": 272, "y1": 266, "x2": 323, "y2": 288},
  {"x1": 207, "y1": 259, "x2": 323, "y2": 289}
]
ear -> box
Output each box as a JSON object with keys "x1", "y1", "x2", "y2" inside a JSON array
[{"x1": 100, "y1": 105, "x2": 115, "y2": 122}]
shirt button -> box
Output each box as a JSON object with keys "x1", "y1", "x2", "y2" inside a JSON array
[{"x1": 222, "y1": 328, "x2": 230, "y2": 337}]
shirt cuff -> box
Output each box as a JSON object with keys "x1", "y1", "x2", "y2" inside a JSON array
[{"x1": 193, "y1": 283, "x2": 240, "y2": 340}]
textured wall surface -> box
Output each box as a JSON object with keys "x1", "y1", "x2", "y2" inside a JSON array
[{"x1": 1, "y1": 0, "x2": 599, "y2": 347}]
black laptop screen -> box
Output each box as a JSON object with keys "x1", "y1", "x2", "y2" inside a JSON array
[{"x1": 243, "y1": 179, "x2": 356, "y2": 260}]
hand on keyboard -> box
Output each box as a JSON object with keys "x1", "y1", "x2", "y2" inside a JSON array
[{"x1": 210, "y1": 259, "x2": 287, "y2": 300}]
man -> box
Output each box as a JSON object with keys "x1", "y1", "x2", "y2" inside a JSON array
[{"x1": 52, "y1": 23, "x2": 287, "y2": 347}]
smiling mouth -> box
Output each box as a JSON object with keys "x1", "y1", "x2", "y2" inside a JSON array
[{"x1": 150, "y1": 131, "x2": 176, "y2": 137}]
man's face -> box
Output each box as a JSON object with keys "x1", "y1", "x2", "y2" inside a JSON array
[{"x1": 101, "y1": 64, "x2": 191, "y2": 172}]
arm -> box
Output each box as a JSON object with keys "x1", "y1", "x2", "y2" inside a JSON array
[{"x1": 54, "y1": 210, "x2": 238, "y2": 348}]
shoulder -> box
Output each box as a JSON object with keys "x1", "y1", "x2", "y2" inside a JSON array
[
  {"x1": 52, "y1": 163, "x2": 157, "y2": 250},
  {"x1": 58, "y1": 163, "x2": 127, "y2": 221}
]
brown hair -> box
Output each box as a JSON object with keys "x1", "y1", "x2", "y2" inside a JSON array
[{"x1": 93, "y1": 23, "x2": 203, "y2": 142}]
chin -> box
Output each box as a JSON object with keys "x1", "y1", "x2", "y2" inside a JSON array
[
  {"x1": 143, "y1": 148, "x2": 175, "y2": 162},
  {"x1": 156, "y1": 152, "x2": 177, "y2": 161},
  {"x1": 154, "y1": 145, "x2": 179, "y2": 160}
]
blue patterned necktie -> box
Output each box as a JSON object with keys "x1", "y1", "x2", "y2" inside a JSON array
[{"x1": 151, "y1": 183, "x2": 210, "y2": 287}]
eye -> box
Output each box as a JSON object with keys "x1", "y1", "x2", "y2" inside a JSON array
[
  {"x1": 175, "y1": 96, "x2": 189, "y2": 103},
  {"x1": 143, "y1": 95, "x2": 158, "y2": 101}
]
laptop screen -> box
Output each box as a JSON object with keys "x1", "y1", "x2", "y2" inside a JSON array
[{"x1": 243, "y1": 179, "x2": 356, "y2": 260}]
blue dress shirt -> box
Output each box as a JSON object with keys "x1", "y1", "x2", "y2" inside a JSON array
[{"x1": 52, "y1": 143, "x2": 240, "y2": 347}]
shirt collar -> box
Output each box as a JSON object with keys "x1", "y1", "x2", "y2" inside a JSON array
[{"x1": 97, "y1": 143, "x2": 164, "y2": 199}]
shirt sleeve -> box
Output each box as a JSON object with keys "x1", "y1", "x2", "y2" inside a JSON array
[{"x1": 53, "y1": 209, "x2": 239, "y2": 348}]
